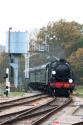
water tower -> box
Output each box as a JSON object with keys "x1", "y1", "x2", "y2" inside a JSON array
[{"x1": 6, "y1": 28, "x2": 29, "y2": 87}]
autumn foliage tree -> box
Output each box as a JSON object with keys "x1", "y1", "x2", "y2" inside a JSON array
[
  {"x1": 0, "y1": 52, "x2": 9, "y2": 83},
  {"x1": 37, "y1": 20, "x2": 81, "y2": 42},
  {"x1": 36, "y1": 20, "x2": 83, "y2": 56},
  {"x1": 68, "y1": 48, "x2": 83, "y2": 83}
]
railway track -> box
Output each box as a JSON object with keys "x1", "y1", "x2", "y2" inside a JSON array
[
  {"x1": 72, "y1": 122, "x2": 83, "y2": 125},
  {"x1": 0, "y1": 93, "x2": 48, "y2": 110},
  {"x1": 0, "y1": 97, "x2": 72, "y2": 125},
  {"x1": 0, "y1": 94, "x2": 52, "y2": 124}
]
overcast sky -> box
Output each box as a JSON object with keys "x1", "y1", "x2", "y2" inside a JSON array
[{"x1": 0, "y1": 0, "x2": 83, "y2": 45}]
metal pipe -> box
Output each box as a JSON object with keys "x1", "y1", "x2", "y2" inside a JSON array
[{"x1": 8, "y1": 27, "x2": 12, "y2": 54}]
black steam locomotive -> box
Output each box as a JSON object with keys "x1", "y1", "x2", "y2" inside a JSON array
[{"x1": 29, "y1": 59, "x2": 75, "y2": 97}]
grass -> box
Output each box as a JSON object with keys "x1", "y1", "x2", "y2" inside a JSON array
[
  {"x1": 9, "y1": 92, "x2": 26, "y2": 97},
  {"x1": 0, "y1": 91, "x2": 26, "y2": 97},
  {"x1": 75, "y1": 85, "x2": 83, "y2": 97}
]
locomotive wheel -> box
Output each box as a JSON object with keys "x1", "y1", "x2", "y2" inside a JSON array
[
  {"x1": 65, "y1": 91, "x2": 69, "y2": 97},
  {"x1": 47, "y1": 87, "x2": 54, "y2": 96},
  {"x1": 54, "y1": 89, "x2": 70, "y2": 97}
]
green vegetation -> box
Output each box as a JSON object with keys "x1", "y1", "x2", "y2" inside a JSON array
[
  {"x1": 9, "y1": 92, "x2": 25, "y2": 96},
  {"x1": 75, "y1": 86, "x2": 83, "y2": 97},
  {"x1": 9, "y1": 92, "x2": 25, "y2": 97},
  {"x1": 0, "y1": 90, "x2": 26, "y2": 97}
]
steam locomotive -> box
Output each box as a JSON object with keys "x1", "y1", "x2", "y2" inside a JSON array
[{"x1": 29, "y1": 59, "x2": 75, "y2": 97}]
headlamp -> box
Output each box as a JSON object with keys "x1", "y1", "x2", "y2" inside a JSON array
[
  {"x1": 69, "y1": 79, "x2": 73, "y2": 83},
  {"x1": 52, "y1": 70, "x2": 56, "y2": 75}
]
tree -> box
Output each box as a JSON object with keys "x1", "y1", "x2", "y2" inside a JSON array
[
  {"x1": 0, "y1": 52, "x2": 9, "y2": 83},
  {"x1": 36, "y1": 20, "x2": 82, "y2": 56},
  {"x1": 68, "y1": 48, "x2": 83, "y2": 84},
  {"x1": 37, "y1": 20, "x2": 81, "y2": 43}
]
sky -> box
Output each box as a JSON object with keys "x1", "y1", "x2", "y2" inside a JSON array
[{"x1": 0, "y1": 0, "x2": 83, "y2": 45}]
